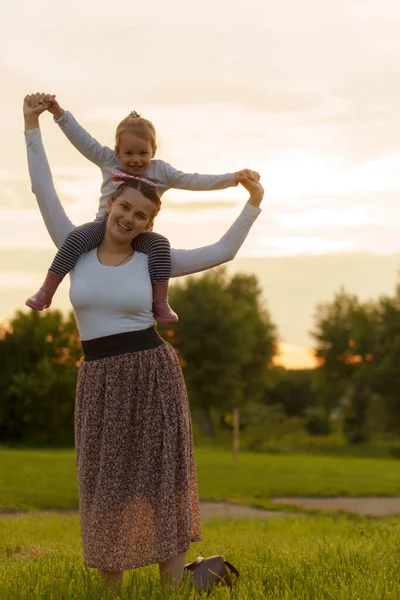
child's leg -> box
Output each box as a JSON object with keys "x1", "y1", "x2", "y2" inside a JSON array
[
  {"x1": 133, "y1": 232, "x2": 178, "y2": 323},
  {"x1": 50, "y1": 220, "x2": 106, "y2": 275},
  {"x1": 26, "y1": 220, "x2": 106, "y2": 311}
]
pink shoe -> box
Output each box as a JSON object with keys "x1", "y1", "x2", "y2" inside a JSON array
[
  {"x1": 25, "y1": 271, "x2": 64, "y2": 311},
  {"x1": 152, "y1": 280, "x2": 179, "y2": 323}
]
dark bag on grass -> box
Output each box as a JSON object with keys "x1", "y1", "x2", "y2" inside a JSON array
[{"x1": 184, "y1": 554, "x2": 239, "y2": 594}]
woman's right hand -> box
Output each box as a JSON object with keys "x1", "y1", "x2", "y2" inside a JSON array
[
  {"x1": 239, "y1": 176, "x2": 264, "y2": 208},
  {"x1": 23, "y1": 94, "x2": 49, "y2": 129},
  {"x1": 23, "y1": 93, "x2": 49, "y2": 116}
]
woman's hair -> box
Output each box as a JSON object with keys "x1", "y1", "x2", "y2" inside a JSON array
[
  {"x1": 115, "y1": 111, "x2": 157, "y2": 153},
  {"x1": 110, "y1": 179, "x2": 161, "y2": 220}
]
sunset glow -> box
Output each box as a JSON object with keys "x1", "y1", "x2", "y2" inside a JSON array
[{"x1": 2, "y1": 0, "x2": 400, "y2": 368}]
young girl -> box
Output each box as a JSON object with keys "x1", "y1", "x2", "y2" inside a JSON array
[{"x1": 26, "y1": 93, "x2": 258, "y2": 322}]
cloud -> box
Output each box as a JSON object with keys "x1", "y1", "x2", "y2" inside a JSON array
[
  {"x1": 276, "y1": 207, "x2": 373, "y2": 230},
  {"x1": 0, "y1": 272, "x2": 47, "y2": 289},
  {"x1": 4, "y1": 0, "x2": 400, "y2": 179},
  {"x1": 0, "y1": 210, "x2": 54, "y2": 249},
  {"x1": 259, "y1": 235, "x2": 353, "y2": 256}
]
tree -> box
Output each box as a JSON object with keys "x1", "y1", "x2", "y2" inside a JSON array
[
  {"x1": 368, "y1": 288, "x2": 400, "y2": 434},
  {"x1": 265, "y1": 367, "x2": 316, "y2": 418},
  {"x1": 0, "y1": 310, "x2": 81, "y2": 445},
  {"x1": 159, "y1": 268, "x2": 278, "y2": 461},
  {"x1": 226, "y1": 273, "x2": 277, "y2": 460},
  {"x1": 311, "y1": 289, "x2": 378, "y2": 443}
]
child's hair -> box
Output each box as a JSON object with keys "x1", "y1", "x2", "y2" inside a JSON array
[
  {"x1": 115, "y1": 111, "x2": 157, "y2": 153},
  {"x1": 110, "y1": 179, "x2": 161, "y2": 220}
]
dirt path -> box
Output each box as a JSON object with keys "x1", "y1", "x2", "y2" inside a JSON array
[
  {"x1": 2, "y1": 498, "x2": 400, "y2": 519},
  {"x1": 271, "y1": 497, "x2": 400, "y2": 516},
  {"x1": 199, "y1": 502, "x2": 304, "y2": 520},
  {"x1": 0, "y1": 503, "x2": 301, "y2": 520}
]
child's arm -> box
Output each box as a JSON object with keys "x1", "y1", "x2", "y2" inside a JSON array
[
  {"x1": 46, "y1": 96, "x2": 115, "y2": 168},
  {"x1": 158, "y1": 162, "x2": 258, "y2": 192},
  {"x1": 170, "y1": 178, "x2": 263, "y2": 277}
]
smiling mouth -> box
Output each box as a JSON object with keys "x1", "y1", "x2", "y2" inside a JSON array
[{"x1": 117, "y1": 221, "x2": 131, "y2": 233}]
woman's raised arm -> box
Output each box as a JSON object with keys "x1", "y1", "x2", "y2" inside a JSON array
[
  {"x1": 170, "y1": 178, "x2": 263, "y2": 277},
  {"x1": 24, "y1": 95, "x2": 75, "y2": 249}
]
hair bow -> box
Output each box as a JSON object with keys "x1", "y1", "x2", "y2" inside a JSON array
[
  {"x1": 130, "y1": 110, "x2": 139, "y2": 117},
  {"x1": 110, "y1": 168, "x2": 158, "y2": 189}
]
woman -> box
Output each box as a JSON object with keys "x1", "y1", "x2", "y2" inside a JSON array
[{"x1": 23, "y1": 94, "x2": 264, "y2": 590}]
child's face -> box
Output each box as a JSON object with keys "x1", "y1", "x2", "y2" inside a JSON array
[{"x1": 117, "y1": 131, "x2": 155, "y2": 175}]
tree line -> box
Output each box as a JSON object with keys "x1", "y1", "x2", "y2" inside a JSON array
[
  {"x1": 312, "y1": 285, "x2": 400, "y2": 443},
  {"x1": 1, "y1": 268, "x2": 400, "y2": 449}
]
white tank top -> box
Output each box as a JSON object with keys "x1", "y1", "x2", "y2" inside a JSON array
[{"x1": 70, "y1": 250, "x2": 154, "y2": 341}]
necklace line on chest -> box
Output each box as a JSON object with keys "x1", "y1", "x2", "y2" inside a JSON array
[{"x1": 97, "y1": 250, "x2": 134, "y2": 267}]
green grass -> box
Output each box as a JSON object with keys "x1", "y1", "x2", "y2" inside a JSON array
[
  {"x1": 196, "y1": 448, "x2": 400, "y2": 501},
  {"x1": 0, "y1": 514, "x2": 399, "y2": 599},
  {"x1": 1, "y1": 447, "x2": 400, "y2": 513}
]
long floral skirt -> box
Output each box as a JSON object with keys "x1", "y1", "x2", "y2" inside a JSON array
[{"x1": 74, "y1": 341, "x2": 202, "y2": 571}]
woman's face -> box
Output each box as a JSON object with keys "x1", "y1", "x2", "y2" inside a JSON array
[{"x1": 106, "y1": 187, "x2": 155, "y2": 244}]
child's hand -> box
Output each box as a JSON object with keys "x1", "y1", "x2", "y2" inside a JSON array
[
  {"x1": 235, "y1": 169, "x2": 260, "y2": 184},
  {"x1": 44, "y1": 94, "x2": 64, "y2": 120}
]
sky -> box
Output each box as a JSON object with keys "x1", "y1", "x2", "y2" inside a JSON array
[{"x1": 2, "y1": 0, "x2": 400, "y2": 367}]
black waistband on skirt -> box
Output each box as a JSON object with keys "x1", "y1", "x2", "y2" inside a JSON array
[{"x1": 81, "y1": 327, "x2": 165, "y2": 362}]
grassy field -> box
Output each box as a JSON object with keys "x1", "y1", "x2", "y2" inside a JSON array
[
  {"x1": 1, "y1": 447, "x2": 400, "y2": 512},
  {"x1": 1, "y1": 447, "x2": 400, "y2": 598},
  {"x1": 1, "y1": 513, "x2": 399, "y2": 599}
]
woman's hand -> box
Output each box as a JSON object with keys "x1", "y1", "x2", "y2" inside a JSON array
[
  {"x1": 23, "y1": 93, "x2": 50, "y2": 130},
  {"x1": 239, "y1": 176, "x2": 264, "y2": 207},
  {"x1": 24, "y1": 93, "x2": 51, "y2": 115}
]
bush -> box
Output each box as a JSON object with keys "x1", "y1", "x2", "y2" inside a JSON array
[{"x1": 305, "y1": 415, "x2": 332, "y2": 436}]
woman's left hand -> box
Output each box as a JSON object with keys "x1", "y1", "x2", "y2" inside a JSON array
[{"x1": 239, "y1": 176, "x2": 264, "y2": 207}]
